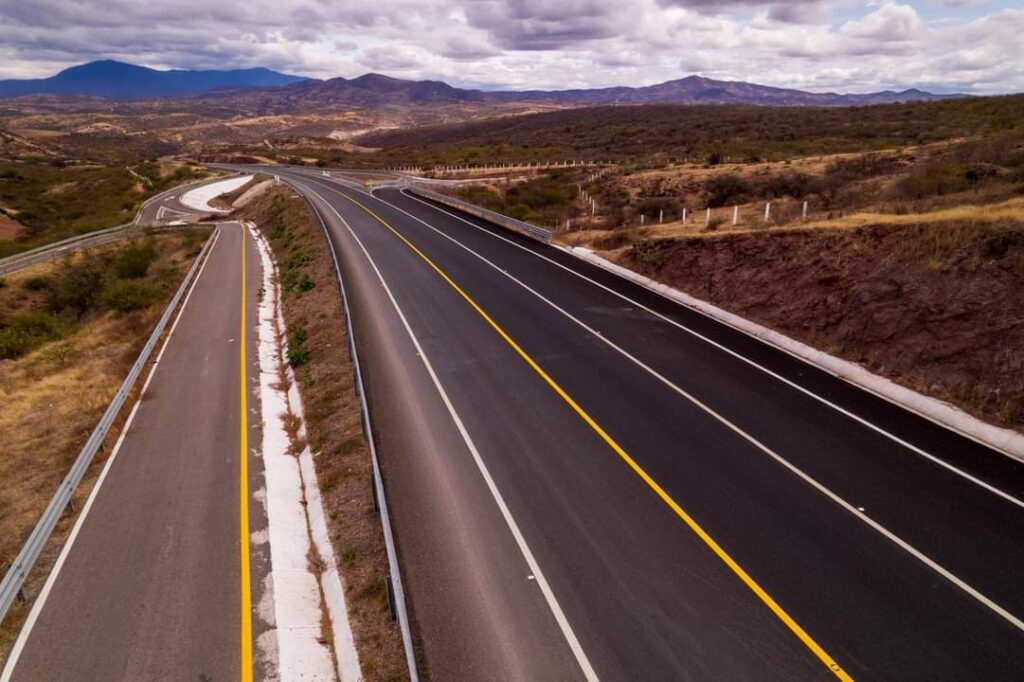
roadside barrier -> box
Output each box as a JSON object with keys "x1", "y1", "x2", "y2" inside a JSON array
[
  {"x1": 406, "y1": 186, "x2": 554, "y2": 242},
  {"x1": 0, "y1": 231, "x2": 218, "y2": 626}
]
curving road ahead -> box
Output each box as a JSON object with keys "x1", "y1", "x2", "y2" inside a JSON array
[{"x1": 236, "y1": 166, "x2": 1024, "y2": 681}]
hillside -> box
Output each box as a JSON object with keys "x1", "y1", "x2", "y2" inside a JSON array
[{"x1": 355, "y1": 96, "x2": 1024, "y2": 164}]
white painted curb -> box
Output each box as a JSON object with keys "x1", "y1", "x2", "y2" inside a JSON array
[
  {"x1": 563, "y1": 246, "x2": 1024, "y2": 462},
  {"x1": 250, "y1": 223, "x2": 362, "y2": 682}
]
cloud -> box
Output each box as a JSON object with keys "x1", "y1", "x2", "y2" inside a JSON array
[
  {"x1": 0, "y1": 0, "x2": 1019, "y2": 95},
  {"x1": 840, "y1": 2, "x2": 922, "y2": 40}
]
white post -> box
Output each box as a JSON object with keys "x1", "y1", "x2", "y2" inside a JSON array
[
  {"x1": 764, "y1": 202, "x2": 771, "y2": 222},
  {"x1": 705, "y1": 208, "x2": 710, "y2": 226},
  {"x1": 591, "y1": 199, "x2": 596, "y2": 216},
  {"x1": 682, "y1": 208, "x2": 687, "y2": 225},
  {"x1": 733, "y1": 205, "x2": 738, "y2": 225},
  {"x1": 659, "y1": 210, "x2": 664, "y2": 224},
  {"x1": 802, "y1": 201, "x2": 808, "y2": 221},
  {"x1": 640, "y1": 214, "x2": 645, "y2": 226}
]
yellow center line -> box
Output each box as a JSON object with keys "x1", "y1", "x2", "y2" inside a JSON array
[
  {"x1": 333, "y1": 189, "x2": 853, "y2": 681},
  {"x1": 239, "y1": 225, "x2": 254, "y2": 682}
]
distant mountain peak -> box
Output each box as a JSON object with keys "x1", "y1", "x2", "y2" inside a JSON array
[{"x1": 0, "y1": 60, "x2": 307, "y2": 100}]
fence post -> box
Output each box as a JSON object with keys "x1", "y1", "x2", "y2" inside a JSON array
[
  {"x1": 640, "y1": 214, "x2": 645, "y2": 226},
  {"x1": 682, "y1": 208, "x2": 687, "y2": 225},
  {"x1": 802, "y1": 201, "x2": 808, "y2": 221},
  {"x1": 705, "y1": 208, "x2": 710, "y2": 226},
  {"x1": 764, "y1": 202, "x2": 771, "y2": 223},
  {"x1": 733, "y1": 206, "x2": 738, "y2": 225},
  {"x1": 659, "y1": 210, "x2": 664, "y2": 224}
]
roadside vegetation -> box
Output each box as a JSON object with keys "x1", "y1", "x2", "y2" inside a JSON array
[
  {"x1": 234, "y1": 187, "x2": 408, "y2": 681},
  {"x1": 289, "y1": 94, "x2": 1024, "y2": 168},
  {"x1": 0, "y1": 229, "x2": 212, "y2": 659},
  {"x1": 0, "y1": 158, "x2": 211, "y2": 257}
]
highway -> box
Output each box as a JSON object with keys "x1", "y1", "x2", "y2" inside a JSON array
[
  {"x1": 2, "y1": 224, "x2": 266, "y2": 681},
  {"x1": 255, "y1": 166, "x2": 1024, "y2": 681}
]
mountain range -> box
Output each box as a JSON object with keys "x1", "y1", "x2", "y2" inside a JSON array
[
  {"x1": 0, "y1": 60, "x2": 960, "y2": 107},
  {"x1": 0, "y1": 60, "x2": 306, "y2": 100}
]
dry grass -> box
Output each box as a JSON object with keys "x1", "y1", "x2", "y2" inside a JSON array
[
  {"x1": 235, "y1": 188, "x2": 407, "y2": 681},
  {"x1": 0, "y1": 231, "x2": 210, "y2": 660},
  {"x1": 560, "y1": 196, "x2": 1024, "y2": 248}
]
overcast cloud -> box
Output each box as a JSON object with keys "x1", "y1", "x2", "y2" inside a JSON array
[{"x1": 0, "y1": 0, "x2": 1020, "y2": 94}]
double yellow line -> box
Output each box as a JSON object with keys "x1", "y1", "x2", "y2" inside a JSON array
[{"x1": 331, "y1": 188, "x2": 852, "y2": 681}]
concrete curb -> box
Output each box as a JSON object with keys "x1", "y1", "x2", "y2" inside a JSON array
[{"x1": 564, "y1": 246, "x2": 1024, "y2": 463}]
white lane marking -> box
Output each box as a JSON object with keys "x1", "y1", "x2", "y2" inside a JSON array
[
  {"x1": 351, "y1": 186, "x2": 1024, "y2": 633},
  {"x1": 389, "y1": 187, "x2": 1024, "y2": 511},
  {"x1": 299, "y1": 186, "x2": 601, "y2": 682},
  {"x1": 1, "y1": 228, "x2": 223, "y2": 681}
]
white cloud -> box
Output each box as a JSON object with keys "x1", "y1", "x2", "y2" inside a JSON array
[{"x1": 0, "y1": 0, "x2": 1019, "y2": 94}]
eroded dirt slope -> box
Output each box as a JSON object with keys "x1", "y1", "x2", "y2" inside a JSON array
[{"x1": 617, "y1": 220, "x2": 1024, "y2": 429}]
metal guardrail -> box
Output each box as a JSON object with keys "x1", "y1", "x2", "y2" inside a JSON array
[
  {"x1": 0, "y1": 173, "x2": 233, "y2": 277},
  {"x1": 405, "y1": 186, "x2": 554, "y2": 242},
  {"x1": 298, "y1": 188, "x2": 421, "y2": 682},
  {"x1": 0, "y1": 232, "x2": 217, "y2": 625},
  {"x1": 0, "y1": 225, "x2": 129, "y2": 276}
]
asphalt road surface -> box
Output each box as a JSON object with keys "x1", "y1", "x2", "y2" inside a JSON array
[
  {"x1": 253, "y1": 166, "x2": 1024, "y2": 681},
  {"x1": 3, "y1": 224, "x2": 264, "y2": 681}
]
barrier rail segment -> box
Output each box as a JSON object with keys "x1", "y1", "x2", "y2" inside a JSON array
[
  {"x1": 405, "y1": 186, "x2": 554, "y2": 243},
  {"x1": 0, "y1": 231, "x2": 218, "y2": 626},
  {"x1": 0, "y1": 225, "x2": 128, "y2": 276},
  {"x1": 284, "y1": 183, "x2": 420, "y2": 681},
  {"x1": 0, "y1": 224, "x2": 213, "y2": 277},
  {"x1": 0, "y1": 172, "x2": 237, "y2": 276}
]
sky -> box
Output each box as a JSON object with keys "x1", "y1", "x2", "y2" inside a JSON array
[{"x1": 0, "y1": 0, "x2": 1021, "y2": 94}]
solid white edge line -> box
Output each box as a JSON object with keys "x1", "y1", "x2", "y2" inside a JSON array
[
  {"x1": 300, "y1": 186, "x2": 601, "y2": 682},
  {"x1": 389, "y1": 187, "x2": 1024, "y2": 509},
  {"x1": 350, "y1": 196, "x2": 1024, "y2": 633},
  {"x1": 1, "y1": 227, "x2": 223, "y2": 681}
]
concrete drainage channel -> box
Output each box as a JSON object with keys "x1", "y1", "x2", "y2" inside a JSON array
[{"x1": 249, "y1": 223, "x2": 362, "y2": 681}]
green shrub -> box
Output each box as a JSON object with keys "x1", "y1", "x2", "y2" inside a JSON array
[
  {"x1": 23, "y1": 275, "x2": 50, "y2": 291},
  {"x1": 47, "y1": 255, "x2": 106, "y2": 316},
  {"x1": 0, "y1": 312, "x2": 64, "y2": 359},
  {"x1": 114, "y1": 242, "x2": 157, "y2": 279},
  {"x1": 101, "y1": 280, "x2": 160, "y2": 311},
  {"x1": 705, "y1": 173, "x2": 750, "y2": 207},
  {"x1": 286, "y1": 322, "x2": 310, "y2": 368}
]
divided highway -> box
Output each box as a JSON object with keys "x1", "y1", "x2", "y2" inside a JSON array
[
  {"x1": 255, "y1": 167, "x2": 1024, "y2": 681},
  {"x1": 2, "y1": 224, "x2": 265, "y2": 681}
]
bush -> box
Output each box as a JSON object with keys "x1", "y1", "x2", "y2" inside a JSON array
[
  {"x1": 286, "y1": 322, "x2": 310, "y2": 368},
  {"x1": 114, "y1": 242, "x2": 157, "y2": 279},
  {"x1": 101, "y1": 280, "x2": 160, "y2": 311},
  {"x1": 23, "y1": 275, "x2": 50, "y2": 291},
  {"x1": 0, "y1": 312, "x2": 64, "y2": 359},
  {"x1": 705, "y1": 173, "x2": 750, "y2": 208},
  {"x1": 47, "y1": 255, "x2": 106, "y2": 316}
]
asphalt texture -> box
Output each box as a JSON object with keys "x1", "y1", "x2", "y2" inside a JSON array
[
  {"x1": 4, "y1": 224, "x2": 264, "y2": 681},
  {"x1": 261, "y1": 167, "x2": 1024, "y2": 682}
]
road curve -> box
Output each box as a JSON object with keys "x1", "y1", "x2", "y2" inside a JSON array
[
  {"x1": 2, "y1": 224, "x2": 265, "y2": 681},
  {"x1": 247, "y1": 166, "x2": 1024, "y2": 682}
]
